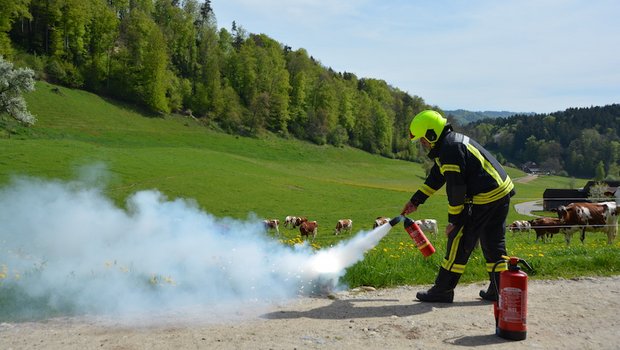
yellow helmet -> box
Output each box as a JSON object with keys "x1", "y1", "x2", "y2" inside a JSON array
[{"x1": 409, "y1": 110, "x2": 447, "y2": 144}]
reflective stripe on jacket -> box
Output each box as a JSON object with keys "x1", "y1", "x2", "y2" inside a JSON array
[{"x1": 410, "y1": 127, "x2": 514, "y2": 225}]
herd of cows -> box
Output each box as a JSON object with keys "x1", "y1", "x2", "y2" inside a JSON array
[
  {"x1": 511, "y1": 201, "x2": 619, "y2": 245},
  {"x1": 262, "y1": 216, "x2": 439, "y2": 242},
  {"x1": 263, "y1": 201, "x2": 619, "y2": 246}
]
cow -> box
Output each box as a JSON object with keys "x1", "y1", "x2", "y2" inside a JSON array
[
  {"x1": 334, "y1": 219, "x2": 353, "y2": 235},
  {"x1": 263, "y1": 219, "x2": 280, "y2": 236},
  {"x1": 508, "y1": 220, "x2": 532, "y2": 236},
  {"x1": 300, "y1": 220, "x2": 318, "y2": 241},
  {"x1": 293, "y1": 216, "x2": 307, "y2": 228},
  {"x1": 373, "y1": 216, "x2": 390, "y2": 229},
  {"x1": 557, "y1": 202, "x2": 619, "y2": 245},
  {"x1": 284, "y1": 216, "x2": 298, "y2": 229},
  {"x1": 528, "y1": 217, "x2": 564, "y2": 243},
  {"x1": 415, "y1": 219, "x2": 439, "y2": 235}
]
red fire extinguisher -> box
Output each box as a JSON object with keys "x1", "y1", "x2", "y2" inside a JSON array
[
  {"x1": 492, "y1": 256, "x2": 534, "y2": 341},
  {"x1": 402, "y1": 217, "x2": 435, "y2": 257}
]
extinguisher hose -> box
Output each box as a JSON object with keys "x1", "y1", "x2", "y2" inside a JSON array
[{"x1": 490, "y1": 258, "x2": 508, "y2": 296}]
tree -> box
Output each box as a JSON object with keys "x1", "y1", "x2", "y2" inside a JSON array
[
  {"x1": 594, "y1": 161, "x2": 606, "y2": 181},
  {"x1": 566, "y1": 129, "x2": 606, "y2": 177},
  {"x1": 522, "y1": 135, "x2": 541, "y2": 163},
  {"x1": 194, "y1": 21, "x2": 224, "y2": 118},
  {"x1": 588, "y1": 181, "x2": 609, "y2": 203},
  {"x1": 112, "y1": 9, "x2": 170, "y2": 112},
  {"x1": 58, "y1": 0, "x2": 92, "y2": 64},
  {"x1": 250, "y1": 34, "x2": 290, "y2": 133},
  {"x1": 606, "y1": 163, "x2": 620, "y2": 181},
  {"x1": 0, "y1": 56, "x2": 36, "y2": 125},
  {"x1": 0, "y1": 0, "x2": 31, "y2": 57},
  {"x1": 83, "y1": 0, "x2": 119, "y2": 91}
]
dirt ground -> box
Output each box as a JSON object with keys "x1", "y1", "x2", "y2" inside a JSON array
[{"x1": 1, "y1": 276, "x2": 618, "y2": 350}]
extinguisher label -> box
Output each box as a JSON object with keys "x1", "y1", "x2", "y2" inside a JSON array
[
  {"x1": 500, "y1": 287, "x2": 525, "y2": 323},
  {"x1": 407, "y1": 228, "x2": 425, "y2": 247}
]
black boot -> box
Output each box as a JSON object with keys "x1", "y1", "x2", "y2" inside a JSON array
[
  {"x1": 479, "y1": 272, "x2": 500, "y2": 301},
  {"x1": 416, "y1": 268, "x2": 461, "y2": 303}
]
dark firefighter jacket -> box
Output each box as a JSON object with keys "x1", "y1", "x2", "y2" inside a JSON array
[{"x1": 410, "y1": 125, "x2": 514, "y2": 226}]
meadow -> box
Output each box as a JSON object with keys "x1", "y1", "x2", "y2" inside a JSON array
[{"x1": 1, "y1": 81, "x2": 618, "y2": 293}]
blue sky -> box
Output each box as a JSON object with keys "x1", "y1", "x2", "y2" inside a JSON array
[{"x1": 210, "y1": 0, "x2": 619, "y2": 114}]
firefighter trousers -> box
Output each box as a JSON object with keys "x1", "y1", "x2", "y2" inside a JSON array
[{"x1": 441, "y1": 194, "x2": 510, "y2": 274}]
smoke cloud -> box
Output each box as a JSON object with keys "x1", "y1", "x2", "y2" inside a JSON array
[{"x1": 0, "y1": 175, "x2": 392, "y2": 322}]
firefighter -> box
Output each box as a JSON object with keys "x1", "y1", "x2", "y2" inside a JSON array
[{"x1": 402, "y1": 110, "x2": 514, "y2": 303}]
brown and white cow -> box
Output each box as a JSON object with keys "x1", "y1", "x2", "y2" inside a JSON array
[
  {"x1": 263, "y1": 219, "x2": 280, "y2": 236},
  {"x1": 509, "y1": 220, "x2": 532, "y2": 236},
  {"x1": 284, "y1": 216, "x2": 298, "y2": 229},
  {"x1": 557, "y1": 201, "x2": 619, "y2": 245},
  {"x1": 373, "y1": 216, "x2": 390, "y2": 229},
  {"x1": 528, "y1": 217, "x2": 564, "y2": 243},
  {"x1": 415, "y1": 219, "x2": 439, "y2": 235},
  {"x1": 293, "y1": 216, "x2": 307, "y2": 228},
  {"x1": 300, "y1": 220, "x2": 318, "y2": 241},
  {"x1": 334, "y1": 219, "x2": 353, "y2": 235}
]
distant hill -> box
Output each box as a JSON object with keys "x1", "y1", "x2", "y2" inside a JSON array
[
  {"x1": 461, "y1": 104, "x2": 620, "y2": 178},
  {"x1": 445, "y1": 109, "x2": 535, "y2": 125}
]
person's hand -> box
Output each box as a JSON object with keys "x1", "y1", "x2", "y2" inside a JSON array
[
  {"x1": 445, "y1": 223, "x2": 456, "y2": 237},
  {"x1": 401, "y1": 201, "x2": 418, "y2": 215}
]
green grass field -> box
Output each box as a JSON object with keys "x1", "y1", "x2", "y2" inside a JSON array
[{"x1": 1, "y1": 81, "x2": 618, "y2": 291}]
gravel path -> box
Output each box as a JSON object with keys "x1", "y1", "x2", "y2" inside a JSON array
[{"x1": 2, "y1": 276, "x2": 619, "y2": 350}]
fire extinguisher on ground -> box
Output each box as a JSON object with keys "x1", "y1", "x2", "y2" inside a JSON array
[{"x1": 492, "y1": 256, "x2": 534, "y2": 341}]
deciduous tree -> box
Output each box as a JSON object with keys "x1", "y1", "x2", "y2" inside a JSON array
[
  {"x1": 0, "y1": 56, "x2": 36, "y2": 125},
  {"x1": 0, "y1": 0, "x2": 31, "y2": 57}
]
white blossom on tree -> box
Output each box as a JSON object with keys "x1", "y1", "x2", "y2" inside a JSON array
[{"x1": 0, "y1": 56, "x2": 36, "y2": 125}]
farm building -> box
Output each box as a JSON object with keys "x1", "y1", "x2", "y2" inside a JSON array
[
  {"x1": 543, "y1": 189, "x2": 586, "y2": 211},
  {"x1": 522, "y1": 161, "x2": 541, "y2": 174},
  {"x1": 543, "y1": 180, "x2": 620, "y2": 211}
]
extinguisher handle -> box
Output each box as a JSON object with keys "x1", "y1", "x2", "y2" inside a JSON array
[{"x1": 519, "y1": 259, "x2": 535, "y2": 274}]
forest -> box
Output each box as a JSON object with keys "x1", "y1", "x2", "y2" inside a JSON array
[
  {"x1": 460, "y1": 104, "x2": 620, "y2": 179},
  {"x1": 1, "y1": 0, "x2": 619, "y2": 178}
]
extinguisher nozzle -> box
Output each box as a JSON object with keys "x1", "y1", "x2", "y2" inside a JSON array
[{"x1": 389, "y1": 216, "x2": 403, "y2": 227}]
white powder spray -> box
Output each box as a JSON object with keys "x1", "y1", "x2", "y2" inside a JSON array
[{"x1": 0, "y1": 175, "x2": 393, "y2": 321}]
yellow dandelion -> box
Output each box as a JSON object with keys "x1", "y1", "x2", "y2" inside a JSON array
[
  {"x1": 538, "y1": 253, "x2": 544, "y2": 257},
  {"x1": 383, "y1": 248, "x2": 388, "y2": 252},
  {"x1": 0, "y1": 272, "x2": 6, "y2": 279}
]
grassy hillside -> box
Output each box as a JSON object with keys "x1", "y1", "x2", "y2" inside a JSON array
[
  {"x1": 2, "y1": 82, "x2": 616, "y2": 291},
  {"x1": 3, "y1": 82, "x2": 576, "y2": 223},
  {"x1": 3, "y1": 82, "x2": 426, "y2": 228}
]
